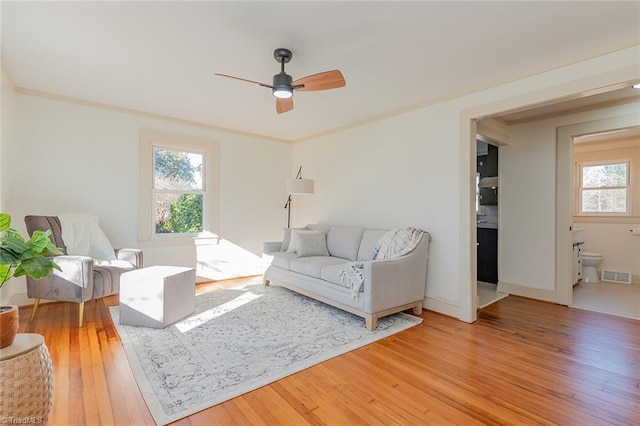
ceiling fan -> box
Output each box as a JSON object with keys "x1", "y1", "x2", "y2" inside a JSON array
[{"x1": 214, "y1": 48, "x2": 346, "y2": 114}]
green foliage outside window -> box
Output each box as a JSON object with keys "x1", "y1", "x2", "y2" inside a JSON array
[
  {"x1": 156, "y1": 194, "x2": 203, "y2": 234},
  {"x1": 154, "y1": 147, "x2": 204, "y2": 234}
]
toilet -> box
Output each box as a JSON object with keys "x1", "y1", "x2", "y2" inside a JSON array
[{"x1": 582, "y1": 252, "x2": 604, "y2": 283}]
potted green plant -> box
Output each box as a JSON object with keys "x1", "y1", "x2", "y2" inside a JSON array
[{"x1": 0, "y1": 212, "x2": 62, "y2": 348}]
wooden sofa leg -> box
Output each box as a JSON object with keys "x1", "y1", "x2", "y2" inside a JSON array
[
  {"x1": 263, "y1": 277, "x2": 270, "y2": 286},
  {"x1": 412, "y1": 301, "x2": 423, "y2": 315},
  {"x1": 78, "y1": 301, "x2": 85, "y2": 327},
  {"x1": 365, "y1": 315, "x2": 377, "y2": 331},
  {"x1": 30, "y1": 298, "x2": 41, "y2": 322}
]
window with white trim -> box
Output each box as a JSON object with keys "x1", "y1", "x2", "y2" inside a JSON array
[
  {"x1": 153, "y1": 146, "x2": 204, "y2": 234},
  {"x1": 578, "y1": 160, "x2": 630, "y2": 215},
  {"x1": 139, "y1": 129, "x2": 219, "y2": 242}
]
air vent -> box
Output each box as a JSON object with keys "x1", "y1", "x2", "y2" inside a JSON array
[{"x1": 600, "y1": 270, "x2": 632, "y2": 284}]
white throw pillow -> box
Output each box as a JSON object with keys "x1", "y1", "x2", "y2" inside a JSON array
[
  {"x1": 282, "y1": 226, "x2": 308, "y2": 252},
  {"x1": 287, "y1": 229, "x2": 316, "y2": 254},
  {"x1": 293, "y1": 231, "x2": 330, "y2": 258}
]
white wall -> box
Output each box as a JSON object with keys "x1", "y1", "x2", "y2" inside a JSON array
[
  {"x1": 2, "y1": 89, "x2": 291, "y2": 304},
  {"x1": 580, "y1": 223, "x2": 640, "y2": 281},
  {"x1": 293, "y1": 45, "x2": 640, "y2": 320},
  {"x1": 499, "y1": 103, "x2": 640, "y2": 299},
  {"x1": 293, "y1": 105, "x2": 463, "y2": 314},
  {"x1": 0, "y1": 71, "x2": 17, "y2": 304}
]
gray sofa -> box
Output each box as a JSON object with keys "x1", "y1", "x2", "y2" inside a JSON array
[{"x1": 263, "y1": 225, "x2": 430, "y2": 330}]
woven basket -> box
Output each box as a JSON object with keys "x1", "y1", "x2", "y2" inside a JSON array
[{"x1": 0, "y1": 342, "x2": 53, "y2": 422}]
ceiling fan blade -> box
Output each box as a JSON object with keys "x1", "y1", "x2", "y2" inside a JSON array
[
  {"x1": 276, "y1": 98, "x2": 293, "y2": 114},
  {"x1": 214, "y1": 73, "x2": 272, "y2": 88},
  {"x1": 292, "y1": 70, "x2": 345, "y2": 92}
]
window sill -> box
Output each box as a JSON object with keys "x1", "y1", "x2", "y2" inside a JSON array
[
  {"x1": 138, "y1": 234, "x2": 221, "y2": 248},
  {"x1": 573, "y1": 216, "x2": 640, "y2": 224}
]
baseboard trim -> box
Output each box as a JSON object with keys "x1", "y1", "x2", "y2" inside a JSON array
[
  {"x1": 8, "y1": 292, "x2": 45, "y2": 308},
  {"x1": 423, "y1": 296, "x2": 459, "y2": 319},
  {"x1": 497, "y1": 281, "x2": 556, "y2": 303}
]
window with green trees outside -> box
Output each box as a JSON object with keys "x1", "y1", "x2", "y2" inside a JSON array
[{"x1": 153, "y1": 146, "x2": 205, "y2": 234}]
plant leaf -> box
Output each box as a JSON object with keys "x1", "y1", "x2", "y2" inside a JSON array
[
  {"x1": 0, "y1": 247, "x2": 21, "y2": 264},
  {"x1": 0, "y1": 264, "x2": 13, "y2": 286},
  {"x1": 1, "y1": 231, "x2": 29, "y2": 254},
  {"x1": 0, "y1": 215, "x2": 62, "y2": 285},
  {"x1": 0, "y1": 213, "x2": 10, "y2": 232},
  {"x1": 20, "y1": 256, "x2": 57, "y2": 280},
  {"x1": 29, "y1": 230, "x2": 62, "y2": 255}
]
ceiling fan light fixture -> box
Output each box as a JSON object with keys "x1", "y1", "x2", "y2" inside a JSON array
[
  {"x1": 273, "y1": 86, "x2": 293, "y2": 98},
  {"x1": 272, "y1": 72, "x2": 293, "y2": 98}
]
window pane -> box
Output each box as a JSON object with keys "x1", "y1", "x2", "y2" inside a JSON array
[
  {"x1": 582, "y1": 188, "x2": 627, "y2": 213},
  {"x1": 154, "y1": 147, "x2": 203, "y2": 190},
  {"x1": 582, "y1": 163, "x2": 627, "y2": 188},
  {"x1": 155, "y1": 192, "x2": 203, "y2": 234}
]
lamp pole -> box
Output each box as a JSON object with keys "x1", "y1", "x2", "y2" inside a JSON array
[{"x1": 284, "y1": 195, "x2": 292, "y2": 228}]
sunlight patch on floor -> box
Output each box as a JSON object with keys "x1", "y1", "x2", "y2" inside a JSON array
[{"x1": 176, "y1": 291, "x2": 263, "y2": 333}]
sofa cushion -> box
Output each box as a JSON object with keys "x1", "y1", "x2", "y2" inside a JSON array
[
  {"x1": 290, "y1": 257, "x2": 348, "y2": 279},
  {"x1": 320, "y1": 263, "x2": 352, "y2": 289},
  {"x1": 295, "y1": 231, "x2": 330, "y2": 258},
  {"x1": 271, "y1": 252, "x2": 299, "y2": 270},
  {"x1": 357, "y1": 229, "x2": 387, "y2": 261},
  {"x1": 326, "y1": 226, "x2": 365, "y2": 261}
]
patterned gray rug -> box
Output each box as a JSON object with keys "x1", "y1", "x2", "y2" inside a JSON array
[{"x1": 110, "y1": 283, "x2": 422, "y2": 425}]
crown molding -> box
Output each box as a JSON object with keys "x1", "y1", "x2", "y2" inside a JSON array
[
  {"x1": 13, "y1": 86, "x2": 291, "y2": 144},
  {"x1": 292, "y1": 39, "x2": 640, "y2": 143},
  {"x1": 6, "y1": 39, "x2": 638, "y2": 145},
  {"x1": 1, "y1": 61, "x2": 17, "y2": 90}
]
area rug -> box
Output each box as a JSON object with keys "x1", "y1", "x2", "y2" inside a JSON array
[{"x1": 110, "y1": 283, "x2": 422, "y2": 425}]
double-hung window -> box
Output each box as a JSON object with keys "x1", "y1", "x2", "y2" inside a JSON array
[
  {"x1": 153, "y1": 146, "x2": 204, "y2": 234},
  {"x1": 578, "y1": 160, "x2": 630, "y2": 215},
  {"x1": 139, "y1": 129, "x2": 219, "y2": 242}
]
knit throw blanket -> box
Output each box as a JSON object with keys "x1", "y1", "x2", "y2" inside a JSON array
[{"x1": 340, "y1": 227, "x2": 424, "y2": 300}]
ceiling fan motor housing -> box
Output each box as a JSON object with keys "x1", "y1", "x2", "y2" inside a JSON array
[{"x1": 272, "y1": 72, "x2": 293, "y2": 98}]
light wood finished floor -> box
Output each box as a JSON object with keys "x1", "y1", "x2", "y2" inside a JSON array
[{"x1": 17, "y1": 278, "x2": 640, "y2": 425}]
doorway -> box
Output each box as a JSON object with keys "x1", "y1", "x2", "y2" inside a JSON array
[
  {"x1": 462, "y1": 82, "x2": 640, "y2": 324},
  {"x1": 566, "y1": 125, "x2": 640, "y2": 319},
  {"x1": 556, "y1": 113, "x2": 640, "y2": 314},
  {"x1": 476, "y1": 139, "x2": 507, "y2": 308}
]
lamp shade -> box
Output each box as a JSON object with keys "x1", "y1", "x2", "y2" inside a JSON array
[{"x1": 286, "y1": 178, "x2": 314, "y2": 194}]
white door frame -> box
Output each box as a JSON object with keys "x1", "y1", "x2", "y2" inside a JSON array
[
  {"x1": 555, "y1": 114, "x2": 640, "y2": 306},
  {"x1": 459, "y1": 74, "x2": 639, "y2": 323}
]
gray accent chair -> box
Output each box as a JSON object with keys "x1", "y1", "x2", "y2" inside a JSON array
[{"x1": 24, "y1": 215, "x2": 143, "y2": 326}]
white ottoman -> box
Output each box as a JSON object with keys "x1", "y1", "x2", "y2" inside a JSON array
[{"x1": 119, "y1": 266, "x2": 195, "y2": 328}]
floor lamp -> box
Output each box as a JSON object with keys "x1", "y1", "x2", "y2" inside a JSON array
[{"x1": 284, "y1": 166, "x2": 314, "y2": 228}]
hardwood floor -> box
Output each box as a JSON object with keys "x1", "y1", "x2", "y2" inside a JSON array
[{"x1": 18, "y1": 279, "x2": 640, "y2": 425}]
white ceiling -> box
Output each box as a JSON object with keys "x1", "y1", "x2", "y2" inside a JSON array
[{"x1": 2, "y1": 1, "x2": 639, "y2": 142}]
